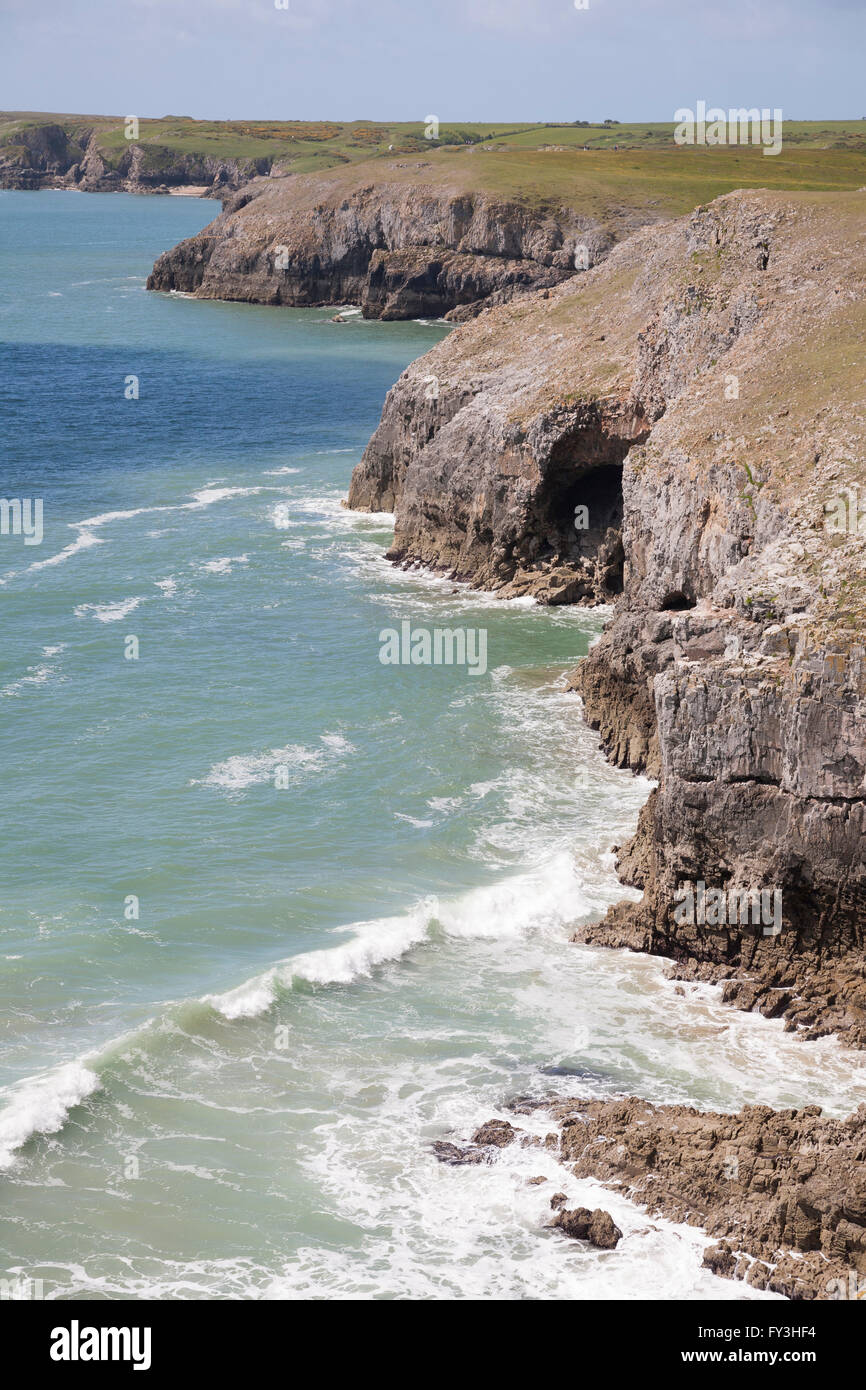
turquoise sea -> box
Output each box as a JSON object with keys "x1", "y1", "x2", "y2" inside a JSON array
[{"x1": 0, "y1": 191, "x2": 861, "y2": 1300}]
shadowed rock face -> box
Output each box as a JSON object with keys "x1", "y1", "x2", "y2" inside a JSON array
[
  {"x1": 146, "y1": 173, "x2": 620, "y2": 319},
  {"x1": 349, "y1": 187, "x2": 866, "y2": 1042},
  {"x1": 350, "y1": 393, "x2": 645, "y2": 603}
]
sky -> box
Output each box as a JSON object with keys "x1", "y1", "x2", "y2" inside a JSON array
[{"x1": 1, "y1": 0, "x2": 864, "y2": 123}]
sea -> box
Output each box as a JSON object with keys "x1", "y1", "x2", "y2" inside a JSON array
[{"x1": 0, "y1": 190, "x2": 861, "y2": 1300}]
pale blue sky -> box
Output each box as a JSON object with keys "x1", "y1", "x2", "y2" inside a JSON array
[{"x1": 1, "y1": 0, "x2": 863, "y2": 122}]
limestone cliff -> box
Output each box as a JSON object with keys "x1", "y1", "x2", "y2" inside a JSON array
[
  {"x1": 348, "y1": 188, "x2": 866, "y2": 1042},
  {"x1": 145, "y1": 163, "x2": 627, "y2": 319}
]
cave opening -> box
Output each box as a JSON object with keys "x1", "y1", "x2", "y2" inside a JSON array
[
  {"x1": 660, "y1": 590, "x2": 696, "y2": 612},
  {"x1": 533, "y1": 456, "x2": 628, "y2": 600}
]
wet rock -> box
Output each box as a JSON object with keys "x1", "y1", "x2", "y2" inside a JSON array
[
  {"x1": 552, "y1": 1205, "x2": 623, "y2": 1249},
  {"x1": 471, "y1": 1119, "x2": 516, "y2": 1148},
  {"x1": 703, "y1": 1241, "x2": 737, "y2": 1278},
  {"x1": 431, "y1": 1141, "x2": 485, "y2": 1166},
  {"x1": 746, "y1": 1260, "x2": 771, "y2": 1291},
  {"x1": 549, "y1": 1094, "x2": 866, "y2": 1299}
]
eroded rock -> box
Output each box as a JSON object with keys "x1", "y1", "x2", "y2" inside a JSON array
[{"x1": 552, "y1": 1205, "x2": 623, "y2": 1249}]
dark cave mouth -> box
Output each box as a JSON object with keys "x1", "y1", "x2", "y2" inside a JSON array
[
  {"x1": 660, "y1": 589, "x2": 697, "y2": 612},
  {"x1": 532, "y1": 460, "x2": 627, "y2": 598}
]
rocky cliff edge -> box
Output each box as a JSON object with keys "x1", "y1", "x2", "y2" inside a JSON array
[
  {"x1": 349, "y1": 187, "x2": 866, "y2": 1045},
  {"x1": 145, "y1": 155, "x2": 669, "y2": 319}
]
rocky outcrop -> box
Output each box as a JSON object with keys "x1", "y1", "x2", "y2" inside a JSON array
[
  {"x1": 349, "y1": 187, "x2": 866, "y2": 1038},
  {"x1": 551, "y1": 1203, "x2": 623, "y2": 1249},
  {"x1": 0, "y1": 123, "x2": 80, "y2": 188},
  {"x1": 0, "y1": 125, "x2": 266, "y2": 196},
  {"x1": 443, "y1": 1098, "x2": 866, "y2": 1297},
  {"x1": 552, "y1": 1096, "x2": 866, "y2": 1299},
  {"x1": 431, "y1": 1117, "x2": 518, "y2": 1165},
  {"x1": 435, "y1": 1096, "x2": 866, "y2": 1296},
  {"x1": 146, "y1": 167, "x2": 620, "y2": 319}
]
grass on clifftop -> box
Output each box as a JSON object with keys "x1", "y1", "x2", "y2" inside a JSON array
[{"x1": 2, "y1": 112, "x2": 866, "y2": 193}]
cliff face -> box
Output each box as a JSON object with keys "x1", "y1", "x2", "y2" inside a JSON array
[
  {"x1": 349, "y1": 188, "x2": 866, "y2": 1040},
  {"x1": 146, "y1": 168, "x2": 620, "y2": 320},
  {"x1": 0, "y1": 125, "x2": 266, "y2": 195}
]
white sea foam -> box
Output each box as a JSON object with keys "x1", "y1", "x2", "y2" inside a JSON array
[
  {"x1": 206, "y1": 851, "x2": 596, "y2": 1023},
  {"x1": 1, "y1": 646, "x2": 67, "y2": 697},
  {"x1": 25, "y1": 529, "x2": 104, "y2": 572},
  {"x1": 273, "y1": 494, "x2": 394, "y2": 533},
  {"x1": 263, "y1": 466, "x2": 302, "y2": 476},
  {"x1": 74, "y1": 596, "x2": 145, "y2": 623},
  {"x1": 282, "y1": 1062, "x2": 781, "y2": 1302},
  {"x1": 0, "y1": 1063, "x2": 101, "y2": 1170},
  {"x1": 1, "y1": 664, "x2": 55, "y2": 696},
  {"x1": 155, "y1": 577, "x2": 178, "y2": 596},
  {"x1": 186, "y1": 486, "x2": 264, "y2": 509},
  {"x1": 206, "y1": 905, "x2": 434, "y2": 1020},
  {"x1": 75, "y1": 506, "x2": 171, "y2": 529},
  {"x1": 18, "y1": 485, "x2": 278, "y2": 579},
  {"x1": 199, "y1": 555, "x2": 249, "y2": 576},
  {"x1": 197, "y1": 744, "x2": 323, "y2": 792},
  {"x1": 318, "y1": 733, "x2": 355, "y2": 755},
  {"x1": 194, "y1": 732, "x2": 351, "y2": 794}
]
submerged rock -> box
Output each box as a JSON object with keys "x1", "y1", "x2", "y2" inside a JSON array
[{"x1": 431, "y1": 1140, "x2": 485, "y2": 1166}]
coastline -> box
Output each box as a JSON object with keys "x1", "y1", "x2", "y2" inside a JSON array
[
  {"x1": 334, "y1": 187, "x2": 866, "y2": 1294},
  {"x1": 141, "y1": 178, "x2": 866, "y2": 1295},
  {"x1": 1, "y1": 174, "x2": 863, "y2": 1302}
]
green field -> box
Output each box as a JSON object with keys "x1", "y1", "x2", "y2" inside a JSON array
[{"x1": 3, "y1": 112, "x2": 866, "y2": 180}]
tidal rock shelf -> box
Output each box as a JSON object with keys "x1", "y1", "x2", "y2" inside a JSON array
[{"x1": 440, "y1": 1098, "x2": 866, "y2": 1300}]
